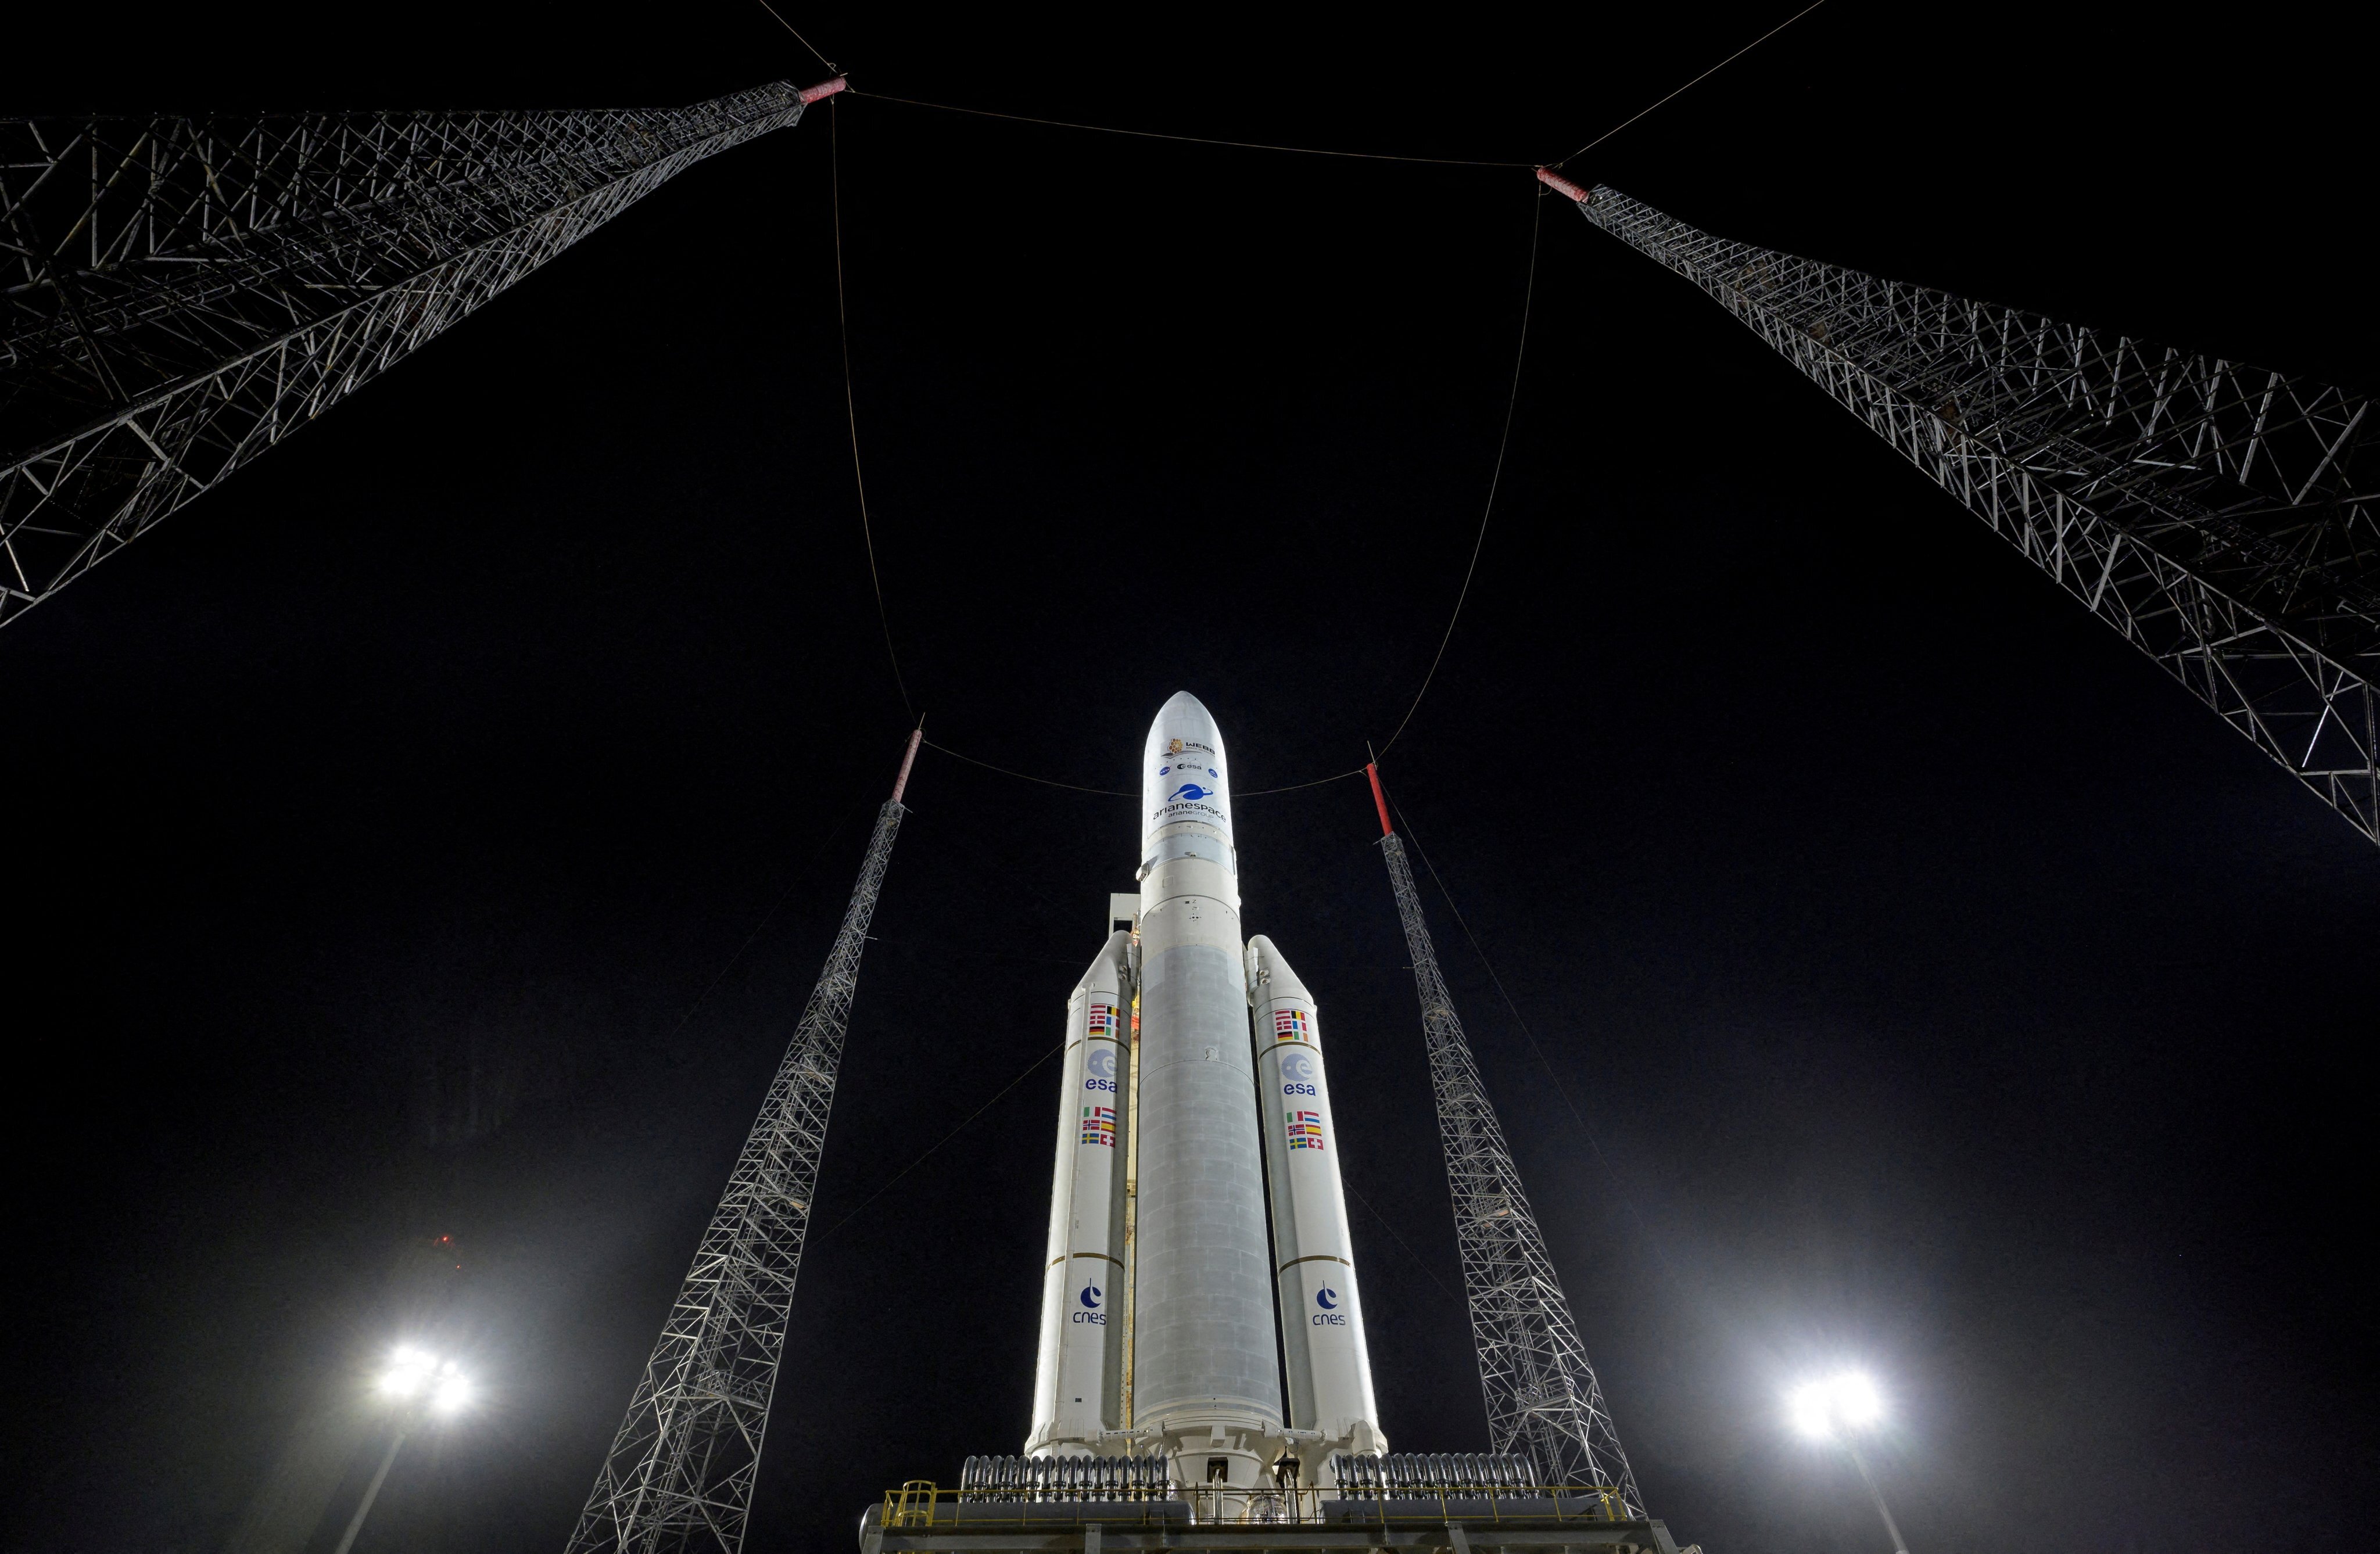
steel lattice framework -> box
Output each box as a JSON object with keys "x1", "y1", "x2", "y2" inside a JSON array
[
  {"x1": 568, "y1": 785, "x2": 906, "y2": 1554},
  {"x1": 1377, "y1": 827, "x2": 1645, "y2": 1516},
  {"x1": 1, "y1": 80, "x2": 833, "y2": 629},
  {"x1": 1548, "y1": 178, "x2": 2380, "y2": 846}
]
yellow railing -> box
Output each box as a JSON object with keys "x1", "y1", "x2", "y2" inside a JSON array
[{"x1": 877, "y1": 1484, "x2": 1631, "y2": 1528}]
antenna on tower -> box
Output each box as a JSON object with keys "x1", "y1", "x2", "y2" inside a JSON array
[
  {"x1": 0, "y1": 78, "x2": 843, "y2": 630},
  {"x1": 1540, "y1": 174, "x2": 2380, "y2": 848},
  {"x1": 1365, "y1": 763, "x2": 1646, "y2": 1514},
  {"x1": 567, "y1": 725, "x2": 918, "y2": 1554}
]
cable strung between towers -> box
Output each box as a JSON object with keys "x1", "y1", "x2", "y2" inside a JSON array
[{"x1": 567, "y1": 730, "x2": 919, "y2": 1554}]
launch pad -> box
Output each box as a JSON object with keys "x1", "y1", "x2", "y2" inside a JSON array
[{"x1": 856, "y1": 1481, "x2": 1697, "y2": 1554}]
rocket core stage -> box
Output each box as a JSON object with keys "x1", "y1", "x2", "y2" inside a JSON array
[{"x1": 1025, "y1": 692, "x2": 1384, "y2": 1492}]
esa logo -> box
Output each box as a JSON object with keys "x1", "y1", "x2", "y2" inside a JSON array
[
  {"x1": 1279, "y1": 1050, "x2": 1318, "y2": 1096},
  {"x1": 1072, "y1": 1284, "x2": 1107, "y2": 1325},
  {"x1": 1084, "y1": 1047, "x2": 1118, "y2": 1094},
  {"x1": 1312, "y1": 1287, "x2": 1347, "y2": 1327}
]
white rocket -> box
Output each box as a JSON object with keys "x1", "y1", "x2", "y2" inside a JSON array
[{"x1": 1026, "y1": 692, "x2": 1384, "y2": 1489}]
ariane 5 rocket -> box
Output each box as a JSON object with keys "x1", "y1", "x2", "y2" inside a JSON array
[{"x1": 1026, "y1": 692, "x2": 1385, "y2": 1491}]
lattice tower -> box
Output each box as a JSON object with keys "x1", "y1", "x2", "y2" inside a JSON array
[
  {"x1": 568, "y1": 736, "x2": 915, "y2": 1554},
  {"x1": 1376, "y1": 826, "x2": 1645, "y2": 1515},
  {"x1": 1, "y1": 80, "x2": 837, "y2": 629},
  {"x1": 1546, "y1": 178, "x2": 2380, "y2": 847}
]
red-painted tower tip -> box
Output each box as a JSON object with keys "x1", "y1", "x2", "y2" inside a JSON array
[
  {"x1": 798, "y1": 77, "x2": 849, "y2": 104},
  {"x1": 890, "y1": 726, "x2": 923, "y2": 805},
  {"x1": 1365, "y1": 763, "x2": 1394, "y2": 837},
  {"x1": 1535, "y1": 167, "x2": 1593, "y2": 204}
]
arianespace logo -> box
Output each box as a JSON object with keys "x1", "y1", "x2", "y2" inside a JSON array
[
  {"x1": 1167, "y1": 782, "x2": 1215, "y2": 802},
  {"x1": 1313, "y1": 1286, "x2": 1346, "y2": 1327},
  {"x1": 1074, "y1": 1284, "x2": 1107, "y2": 1326}
]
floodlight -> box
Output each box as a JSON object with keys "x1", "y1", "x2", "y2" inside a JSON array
[
  {"x1": 1788, "y1": 1370, "x2": 1887, "y2": 1437},
  {"x1": 1785, "y1": 1369, "x2": 1912, "y2": 1553},
  {"x1": 1830, "y1": 1371, "x2": 1882, "y2": 1426},
  {"x1": 431, "y1": 1373, "x2": 473, "y2": 1414},
  {"x1": 1788, "y1": 1380, "x2": 1836, "y2": 1438},
  {"x1": 378, "y1": 1346, "x2": 438, "y2": 1398}
]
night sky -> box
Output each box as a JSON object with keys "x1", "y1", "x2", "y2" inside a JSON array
[{"x1": 6, "y1": 7, "x2": 2374, "y2": 1553}]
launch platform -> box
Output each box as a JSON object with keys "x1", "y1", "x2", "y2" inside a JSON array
[{"x1": 857, "y1": 1480, "x2": 1696, "y2": 1554}]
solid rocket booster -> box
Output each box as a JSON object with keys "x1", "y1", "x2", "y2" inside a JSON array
[
  {"x1": 1132, "y1": 693, "x2": 1285, "y2": 1459},
  {"x1": 1246, "y1": 936, "x2": 1383, "y2": 1453},
  {"x1": 1026, "y1": 931, "x2": 1132, "y2": 1454}
]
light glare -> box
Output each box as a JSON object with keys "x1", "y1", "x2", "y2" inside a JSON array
[
  {"x1": 378, "y1": 1345, "x2": 469, "y2": 1412},
  {"x1": 1788, "y1": 1370, "x2": 1886, "y2": 1437},
  {"x1": 378, "y1": 1346, "x2": 438, "y2": 1398},
  {"x1": 1830, "y1": 1372, "x2": 1881, "y2": 1426}
]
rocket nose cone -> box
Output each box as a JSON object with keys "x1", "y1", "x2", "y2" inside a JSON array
[
  {"x1": 1142, "y1": 692, "x2": 1234, "y2": 841},
  {"x1": 1144, "y1": 692, "x2": 1227, "y2": 766},
  {"x1": 1153, "y1": 690, "x2": 1215, "y2": 734}
]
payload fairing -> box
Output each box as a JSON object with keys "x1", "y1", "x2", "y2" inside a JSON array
[{"x1": 1025, "y1": 692, "x2": 1384, "y2": 1491}]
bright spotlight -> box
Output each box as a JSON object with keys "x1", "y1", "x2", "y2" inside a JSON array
[
  {"x1": 1830, "y1": 1372, "x2": 1882, "y2": 1427},
  {"x1": 431, "y1": 1373, "x2": 474, "y2": 1415},
  {"x1": 1788, "y1": 1380, "x2": 1836, "y2": 1438},
  {"x1": 1788, "y1": 1370, "x2": 1886, "y2": 1438},
  {"x1": 379, "y1": 1347, "x2": 438, "y2": 1398}
]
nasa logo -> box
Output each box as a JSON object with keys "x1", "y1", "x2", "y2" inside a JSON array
[
  {"x1": 1073, "y1": 1284, "x2": 1107, "y2": 1325},
  {"x1": 1168, "y1": 783, "x2": 1213, "y2": 802}
]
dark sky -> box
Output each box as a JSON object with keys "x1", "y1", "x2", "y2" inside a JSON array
[{"x1": 5, "y1": 6, "x2": 2373, "y2": 1553}]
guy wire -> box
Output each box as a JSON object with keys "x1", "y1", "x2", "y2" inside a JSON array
[
  {"x1": 1554, "y1": 0, "x2": 1832, "y2": 164},
  {"x1": 747, "y1": 0, "x2": 837, "y2": 74},
  {"x1": 832, "y1": 101, "x2": 915, "y2": 718},
  {"x1": 1376, "y1": 188, "x2": 1541, "y2": 759}
]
